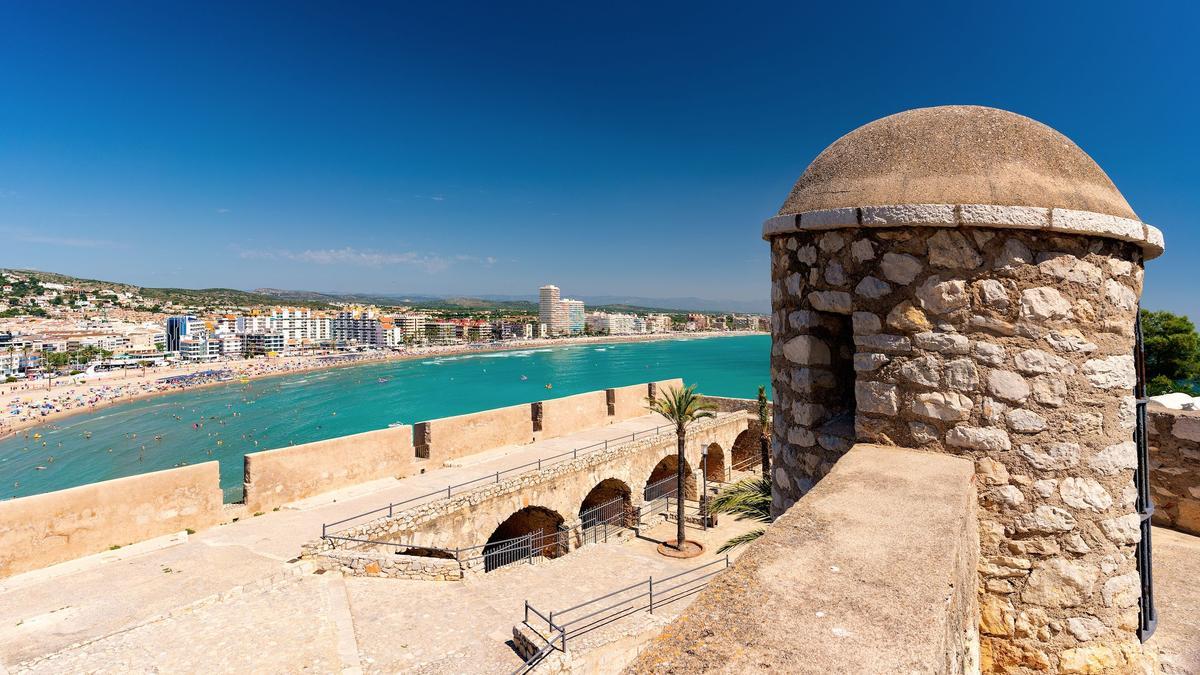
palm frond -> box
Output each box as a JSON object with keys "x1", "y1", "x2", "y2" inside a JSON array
[
  {"x1": 716, "y1": 528, "x2": 766, "y2": 553},
  {"x1": 646, "y1": 384, "x2": 718, "y2": 427},
  {"x1": 708, "y1": 477, "x2": 771, "y2": 522}
]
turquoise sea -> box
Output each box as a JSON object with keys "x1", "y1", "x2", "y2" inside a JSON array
[{"x1": 0, "y1": 334, "x2": 770, "y2": 501}]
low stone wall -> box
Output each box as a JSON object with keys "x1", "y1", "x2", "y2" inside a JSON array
[
  {"x1": 243, "y1": 425, "x2": 416, "y2": 512},
  {"x1": 609, "y1": 383, "x2": 652, "y2": 420},
  {"x1": 626, "y1": 444, "x2": 979, "y2": 674},
  {"x1": 648, "y1": 378, "x2": 684, "y2": 399},
  {"x1": 309, "y1": 547, "x2": 465, "y2": 580},
  {"x1": 414, "y1": 403, "x2": 534, "y2": 463},
  {"x1": 702, "y1": 395, "x2": 760, "y2": 415},
  {"x1": 1148, "y1": 402, "x2": 1200, "y2": 536},
  {"x1": 0, "y1": 462, "x2": 224, "y2": 579},
  {"x1": 538, "y1": 390, "x2": 611, "y2": 439}
]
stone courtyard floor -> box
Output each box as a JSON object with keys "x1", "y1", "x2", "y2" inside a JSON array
[{"x1": 0, "y1": 413, "x2": 758, "y2": 673}]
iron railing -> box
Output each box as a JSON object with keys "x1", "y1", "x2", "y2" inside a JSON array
[
  {"x1": 1133, "y1": 311, "x2": 1157, "y2": 642},
  {"x1": 320, "y1": 419, "x2": 719, "y2": 537},
  {"x1": 517, "y1": 555, "x2": 730, "y2": 667}
]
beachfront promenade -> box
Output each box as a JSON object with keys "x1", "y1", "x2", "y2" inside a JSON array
[{"x1": 0, "y1": 411, "x2": 755, "y2": 672}]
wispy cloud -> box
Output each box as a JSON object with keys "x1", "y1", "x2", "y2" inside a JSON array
[
  {"x1": 215, "y1": 208, "x2": 231, "y2": 214},
  {"x1": 8, "y1": 231, "x2": 124, "y2": 249},
  {"x1": 234, "y1": 246, "x2": 498, "y2": 274}
]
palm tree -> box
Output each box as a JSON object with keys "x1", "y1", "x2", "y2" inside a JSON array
[
  {"x1": 647, "y1": 384, "x2": 717, "y2": 550},
  {"x1": 708, "y1": 477, "x2": 771, "y2": 553},
  {"x1": 757, "y1": 385, "x2": 770, "y2": 482}
]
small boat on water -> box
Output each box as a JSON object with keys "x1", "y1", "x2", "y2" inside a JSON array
[
  {"x1": 377, "y1": 377, "x2": 390, "y2": 383},
  {"x1": 388, "y1": 422, "x2": 404, "y2": 428},
  {"x1": 520, "y1": 375, "x2": 528, "y2": 381}
]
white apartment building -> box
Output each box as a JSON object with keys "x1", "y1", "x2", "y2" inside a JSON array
[
  {"x1": 270, "y1": 308, "x2": 331, "y2": 349},
  {"x1": 587, "y1": 312, "x2": 639, "y2": 335},
  {"x1": 561, "y1": 299, "x2": 585, "y2": 335},
  {"x1": 332, "y1": 307, "x2": 383, "y2": 347},
  {"x1": 539, "y1": 285, "x2": 565, "y2": 336},
  {"x1": 236, "y1": 314, "x2": 272, "y2": 335},
  {"x1": 394, "y1": 313, "x2": 427, "y2": 342}
]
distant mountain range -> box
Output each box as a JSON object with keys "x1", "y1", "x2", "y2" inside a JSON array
[{"x1": 3, "y1": 269, "x2": 766, "y2": 314}]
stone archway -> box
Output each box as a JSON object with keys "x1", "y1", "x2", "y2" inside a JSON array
[
  {"x1": 482, "y1": 506, "x2": 566, "y2": 572},
  {"x1": 730, "y1": 426, "x2": 760, "y2": 472},
  {"x1": 644, "y1": 454, "x2": 697, "y2": 501},
  {"x1": 578, "y1": 478, "x2": 634, "y2": 544},
  {"x1": 704, "y1": 443, "x2": 726, "y2": 482}
]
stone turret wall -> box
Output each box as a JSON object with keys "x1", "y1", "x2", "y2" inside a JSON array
[
  {"x1": 769, "y1": 225, "x2": 1146, "y2": 671},
  {"x1": 1148, "y1": 403, "x2": 1200, "y2": 535}
]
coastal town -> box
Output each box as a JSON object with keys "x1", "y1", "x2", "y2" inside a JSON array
[{"x1": 1, "y1": 270, "x2": 767, "y2": 437}]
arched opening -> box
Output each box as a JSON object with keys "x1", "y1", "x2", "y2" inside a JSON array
[
  {"x1": 481, "y1": 506, "x2": 566, "y2": 572},
  {"x1": 704, "y1": 443, "x2": 726, "y2": 483},
  {"x1": 644, "y1": 454, "x2": 696, "y2": 501},
  {"x1": 578, "y1": 478, "x2": 634, "y2": 544},
  {"x1": 730, "y1": 427, "x2": 760, "y2": 473}
]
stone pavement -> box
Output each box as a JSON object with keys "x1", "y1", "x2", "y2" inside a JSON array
[
  {"x1": 0, "y1": 414, "x2": 732, "y2": 671},
  {"x1": 1152, "y1": 527, "x2": 1200, "y2": 674},
  {"x1": 5, "y1": 493, "x2": 759, "y2": 673}
]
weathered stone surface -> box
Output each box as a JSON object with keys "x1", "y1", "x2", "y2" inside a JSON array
[
  {"x1": 974, "y1": 279, "x2": 1010, "y2": 310},
  {"x1": 1013, "y1": 349, "x2": 1075, "y2": 375},
  {"x1": 946, "y1": 425, "x2": 1010, "y2": 451},
  {"x1": 1088, "y1": 441, "x2": 1137, "y2": 475},
  {"x1": 855, "y1": 382, "x2": 899, "y2": 416},
  {"x1": 987, "y1": 370, "x2": 1031, "y2": 403},
  {"x1": 1100, "y1": 571, "x2": 1140, "y2": 609},
  {"x1": 1031, "y1": 376, "x2": 1067, "y2": 407},
  {"x1": 1006, "y1": 408, "x2": 1047, "y2": 434},
  {"x1": 824, "y1": 261, "x2": 848, "y2": 287},
  {"x1": 1059, "y1": 478, "x2": 1113, "y2": 512},
  {"x1": 911, "y1": 392, "x2": 973, "y2": 421},
  {"x1": 898, "y1": 356, "x2": 941, "y2": 387},
  {"x1": 928, "y1": 230, "x2": 982, "y2": 269},
  {"x1": 1065, "y1": 616, "x2": 1107, "y2": 642},
  {"x1": 973, "y1": 341, "x2": 1007, "y2": 366},
  {"x1": 1098, "y1": 514, "x2": 1141, "y2": 545},
  {"x1": 976, "y1": 457, "x2": 1010, "y2": 485},
  {"x1": 1104, "y1": 278, "x2": 1137, "y2": 310},
  {"x1": 909, "y1": 421, "x2": 939, "y2": 444},
  {"x1": 788, "y1": 428, "x2": 816, "y2": 446},
  {"x1": 886, "y1": 301, "x2": 932, "y2": 332},
  {"x1": 852, "y1": 311, "x2": 881, "y2": 334},
  {"x1": 782, "y1": 335, "x2": 831, "y2": 365},
  {"x1": 855, "y1": 276, "x2": 892, "y2": 299},
  {"x1": 807, "y1": 290, "x2": 853, "y2": 314},
  {"x1": 1017, "y1": 442, "x2": 1081, "y2": 471},
  {"x1": 944, "y1": 358, "x2": 979, "y2": 392},
  {"x1": 915, "y1": 276, "x2": 969, "y2": 314},
  {"x1": 791, "y1": 402, "x2": 825, "y2": 426},
  {"x1": 1021, "y1": 558, "x2": 1096, "y2": 607},
  {"x1": 850, "y1": 238, "x2": 875, "y2": 262},
  {"x1": 1036, "y1": 253, "x2": 1103, "y2": 287},
  {"x1": 981, "y1": 595, "x2": 1016, "y2": 636},
  {"x1": 853, "y1": 352, "x2": 889, "y2": 372},
  {"x1": 1033, "y1": 479, "x2": 1057, "y2": 498},
  {"x1": 914, "y1": 331, "x2": 969, "y2": 355},
  {"x1": 989, "y1": 484, "x2": 1025, "y2": 508},
  {"x1": 818, "y1": 231, "x2": 846, "y2": 253},
  {"x1": 1045, "y1": 329, "x2": 1098, "y2": 353},
  {"x1": 1058, "y1": 645, "x2": 1121, "y2": 673},
  {"x1": 796, "y1": 245, "x2": 817, "y2": 264},
  {"x1": 791, "y1": 368, "x2": 836, "y2": 393},
  {"x1": 854, "y1": 334, "x2": 912, "y2": 354},
  {"x1": 1018, "y1": 287, "x2": 1073, "y2": 323},
  {"x1": 879, "y1": 252, "x2": 923, "y2": 284},
  {"x1": 1173, "y1": 415, "x2": 1200, "y2": 442},
  {"x1": 995, "y1": 238, "x2": 1033, "y2": 271},
  {"x1": 1082, "y1": 355, "x2": 1135, "y2": 390}
]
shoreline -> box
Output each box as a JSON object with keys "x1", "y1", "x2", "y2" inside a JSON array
[{"x1": 1, "y1": 331, "x2": 763, "y2": 439}]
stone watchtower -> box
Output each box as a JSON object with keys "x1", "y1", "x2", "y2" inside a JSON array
[{"x1": 764, "y1": 106, "x2": 1164, "y2": 670}]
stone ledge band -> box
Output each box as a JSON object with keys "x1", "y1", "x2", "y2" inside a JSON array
[{"x1": 762, "y1": 204, "x2": 1164, "y2": 260}]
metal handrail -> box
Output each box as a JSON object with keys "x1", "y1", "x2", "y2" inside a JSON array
[
  {"x1": 519, "y1": 555, "x2": 731, "y2": 659},
  {"x1": 321, "y1": 417, "x2": 731, "y2": 537}
]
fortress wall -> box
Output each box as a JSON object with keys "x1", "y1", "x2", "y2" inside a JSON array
[
  {"x1": 0, "y1": 462, "x2": 223, "y2": 579},
  {"x1": 648, "y1": 378, "x2": 685, "y2": 400},
  {"x1": 538, "y1": 390, "x2": 611, "y2": 439},
  {"x1": 414, "y1": 403, "x2": 534, "y2": 463},
  {"x1": 243, "y1": 425, "x2": 415, "y2": 512},
  {"x1": 608, "y1": 383, "x2": 652, "y2": 421},
  {"x1": 1148, "y1": 403, "x2": 1200, "y2": 536}
]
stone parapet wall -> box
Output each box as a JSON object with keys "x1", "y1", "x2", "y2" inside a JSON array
[
  {"x1": 1147, "y1": 403, "x2": 1200, "y2": 536},
  {"x1": 414, "y1": 403, "x2": 534, "y2": 462},
  {"x1": 309, "y1": 548, "x2": 465, "y2": 581},
  {"x1": 538, "y1": 390, "x2": 611, "y2": 439},
  {"x1": 0, "y1": 462, "x2": 223, "y2": 579},
  {"x1": 242, "y1": 425, "x2": 416, "y2": 512},
  {"x1": 768, "y1": 225, "x2": 1147, "y2": 670},
  {"x1": 626, "y1": 445, "x2": 980, "y2": 674}
]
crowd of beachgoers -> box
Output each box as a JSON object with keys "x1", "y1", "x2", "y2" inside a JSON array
[{"x1": 1, "y1": 331, "x2": 760, "y2": 439}]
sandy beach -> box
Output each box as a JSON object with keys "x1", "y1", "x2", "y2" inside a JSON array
[{"x1": 1, "y1": 331, "x2": 761, "y2": 439}]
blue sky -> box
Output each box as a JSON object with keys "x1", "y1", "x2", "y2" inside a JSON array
[{"x1": 1, "y1": 2, "x2": 1197, "y2": 317}]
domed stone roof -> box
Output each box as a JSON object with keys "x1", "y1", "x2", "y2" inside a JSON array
[{"x1": 778, "y1": 106, "x2": 1137, "y2": 220}]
